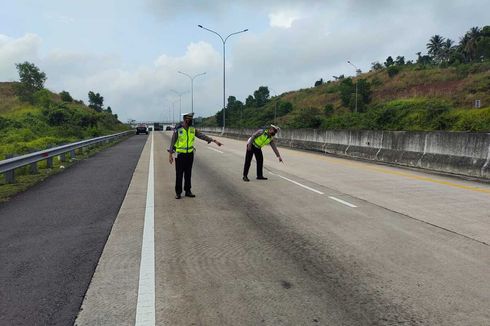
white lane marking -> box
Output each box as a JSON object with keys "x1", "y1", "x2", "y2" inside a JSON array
[
  {"x1": 269, "y1": 172, "x2": 324, "y2": 195},
  {"x1": 328, "y1": 196, "x2": 357, "y2": 208},
  {"x1": 135, "y1": 132, "x2": 155, "y2": 326},
  {"x1": 207, "y1": 147, "x2": 224, "y2": 154}
]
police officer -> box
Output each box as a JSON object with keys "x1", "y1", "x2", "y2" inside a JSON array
[
  {"x1": 168, "y1": 113, "x2": 223, "y2": 199},
  {"x1": 243, "y1": 124, "x2": 283, "y2": 182}
]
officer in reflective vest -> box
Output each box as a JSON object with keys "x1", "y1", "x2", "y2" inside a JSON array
[
  {"x1": 168, "y1": 112, "x2": 223, "y2": 199},
  {"x1": 243, "y1": 124, "x2": 283, "y2": 182}
]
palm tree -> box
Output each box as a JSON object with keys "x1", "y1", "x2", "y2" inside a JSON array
[
  {"x1": 463, "y1": 27, "x2": 481, "y2": 62},
  {"x1": 427, "y1": 35, "x2": 445, "y2": 63},
  {"x1": 442, "y1": 39, "x2": 455, "y2": 62}
]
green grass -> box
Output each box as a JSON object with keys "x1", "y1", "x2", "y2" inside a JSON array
[{"x1": 200, "y1": 61, "x2": 490, "y2": 131}]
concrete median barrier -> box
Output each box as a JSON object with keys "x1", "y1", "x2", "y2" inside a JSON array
[{"x1": 201, "y1": 127, "x2": 490, "y2": 180}]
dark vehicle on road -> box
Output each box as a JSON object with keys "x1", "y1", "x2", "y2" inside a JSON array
[
  {"x1": 166, "y1": 125, "x2": 173, "y2": 131},
  {"x1": 154, "y1": 123, "x2": 163, "y2": 131},
  {"x1": 136, "y1": 124, "x2": 148, "y2": 135}
]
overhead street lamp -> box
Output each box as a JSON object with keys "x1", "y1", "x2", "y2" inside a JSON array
[
  {"x1": 198, "y1": 24, "x2": 248, "y2": 133},
  {"x1": 172, "y1": 99, "x2": 180, "y2": 124},
  {"x1": 347, "y1": 60, "x2": 361, "y2": 113},
  {"x1": 171, "y1": 89, "x2": 185, "y2": 118},
  {"x1": 177, "y1": 71, "x2": 206, "y2": 115}
]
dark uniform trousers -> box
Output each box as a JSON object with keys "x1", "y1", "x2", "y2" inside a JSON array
[
  {"x1": 175, "y1": 152, "x2": 194, "y2": 195},
  {"x1": 243, "y1": 145, "x2": 264, "y2": 178}
]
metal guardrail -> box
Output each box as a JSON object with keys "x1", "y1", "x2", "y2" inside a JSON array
[{"x1": 0, "y1": 130, "x2": 134, "y2": 183}]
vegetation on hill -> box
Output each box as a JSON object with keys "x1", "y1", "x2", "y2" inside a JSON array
[
  {"x1": 201, "y1": 25, "x2": 490, "y2": 132},
  {"x1": 0, "y1": 62, "x2": 128, "y2": 160}
]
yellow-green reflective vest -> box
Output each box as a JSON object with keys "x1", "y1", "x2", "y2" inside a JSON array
[
  {"x1": 175, "y1": 127, "x2": 195, "y2": 153},
  {"x1": 253, "y1": 130, "x2": 273, "y2": 148}
]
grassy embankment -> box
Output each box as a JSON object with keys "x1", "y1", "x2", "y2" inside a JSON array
[
  {"x1": 0, "y1": 82, "x2": 131, "y2": 201},
  {"x1": 201, "y1": 62, "x2": 490, "y2": 131}
]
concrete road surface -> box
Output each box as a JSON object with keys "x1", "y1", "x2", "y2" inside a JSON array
[{"x1": 76, "y1": 131, "x2": 490, "y2": 326}]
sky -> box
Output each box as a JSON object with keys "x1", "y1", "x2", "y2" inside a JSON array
[{"x1": 0, "y1": 0, "x2": 489, "y2": 123}]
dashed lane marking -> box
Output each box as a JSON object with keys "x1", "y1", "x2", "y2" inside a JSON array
[
  {"x1": 269, "y1": 172, "x2": 324, "y2": 195},
  {"x1": 328, "y1": 196, "x2": 357, "y2": 208},
  {"x1": 207, "y1": 147, "x2": 224, "y2": 154}
]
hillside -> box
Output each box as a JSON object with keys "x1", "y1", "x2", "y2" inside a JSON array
[
  {"x1": 201, "y1": 62, "x2": 490, "y2": 132},
  {"x1": 0, "y1": 82, "x2": 128, "y2": 160}
]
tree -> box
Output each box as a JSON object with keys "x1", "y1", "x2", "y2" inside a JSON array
[
  {"x1": 476, "y1": 26, "x2": 490, "y2": 60},
  {"x1": 14, "y1": 62, "x2": 47, "y2": 102},
  {"x1": 387, "y1": 66, "x2": 400, "y2": 78},
  {"x1": 339, "y1": 78, "x2": 354, "y2": 107},
  {"x1": 88, "y1": 91, "x2": 104, "y2": 112},
  {"x1": 441, "y1": 39, "x2": 455, "y2": 63},
  {"x1": 458, "y1": 27, "x2": 481, "y2": 62},
  {"x1": 59, "y1": 90, "x2": 73, "y2": 102},
  {"x1": 357, "y1": 79, "x2": 372, "y2": 105},
  {"x1": 427, "y1": 34, "x2": 445, "y2": 63},
  {"x1": 253, "y1": 86, "x2": 270, "y2": 107},
  {"x1": 371, "y1": 61, "x2": 384, "y2": 71},
  {"x1": 395, "y1": 56, "x2": 405, "y2": 65},
  {"x1": 106, "y1": 106, "x2": 112, "y2": 114},
  {"x1": 384, "y1": 56, "x2": 394, "y2": 67},
  {"x1": 314, "y1": 78, "x2": 324, "y2": 87},
  {"x1": 225, "y1": 96, "x2": 244, "y2": 126},
  {"x1": 416, "y1": 52, "x2": 432, "y2": 65},
  {"x1": 245, "y1": 95, "x2": 255, "y2": 107},
  {"x1": 215, "y1": 109, "x2": 223, "y2": 126}
]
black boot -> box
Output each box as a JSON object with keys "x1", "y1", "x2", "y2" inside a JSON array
[
  {"x1": 185, "y1": 191, "x2": 196, "y2": 198},
  {"x1": 243, "y1": 176, "x2": 250, "y2": 182}
]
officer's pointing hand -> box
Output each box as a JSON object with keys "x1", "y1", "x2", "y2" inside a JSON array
[
  {"x1": 213, "y1": 139, "x2": 223, "y2": 146},
  {"x1": 278, "y1": 156, "x2": 283, "y2": 163}
]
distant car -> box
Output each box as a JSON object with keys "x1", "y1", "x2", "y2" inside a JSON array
[
  {"x1": 136, "y1": 124, "x2": 148, "y2": 135},
  {"x1": 165, "y1": 125, "x2": 172, "y2": 131},
  {"x1": 154, "y1": 123, "x2": 163, "y2": 131}
]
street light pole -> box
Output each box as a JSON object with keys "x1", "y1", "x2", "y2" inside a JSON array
[
  {"x1": 177, "y1": 71, "x2": 206, "y2": 115},
  {"x1": 198, "y1": 24, "x2": 248, "y2": 134},
  {"x1": 269, "y1": 87, "x2": 278, "y2": 124},
  {"x1": 347, "y1": 60, "x2": 360, "y2": 113},
  {"x1": 171, "y1": 89, "x2": 185, "y2": 118}
]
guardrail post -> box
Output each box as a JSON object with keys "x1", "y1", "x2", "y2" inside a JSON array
[
  {"x1": 30, "y1": 162, "x2": 38, "y2": 174},
  {"x1": 70, "y1": 150, "x2": 76, "y2": 160},
  {"x1": 5, "y1": 154, "x2": 15, "y2": 184},
  {"x1": 47, "y1": 157, "x2": 53, "y2": 168},
  {"x1": 60, "y1": 153, "x2": 66, "y2": 162}
]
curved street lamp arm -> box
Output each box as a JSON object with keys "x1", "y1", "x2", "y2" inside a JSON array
[
  {"x1": 194, "y1": 72, "x2": 207, "y2": 79},
  {"x1": 170, "y1": 89, "x2": 183, "y2": 96},
  {"x1": 198, "y1": 25, "x2": 224, "y2": 43},
  {"x1": 224, "y1": 29, "x2": 248, "y2": 43},
  {"x1": 178, "y1": 71, "x2": 191, "y2": 79},
  {"x1": 347, "y1": 60, "x2": 359, "y2": 70}
]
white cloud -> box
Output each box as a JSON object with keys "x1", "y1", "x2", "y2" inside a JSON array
[
  {"x1": 154, "y1": 41, "x2": 220, "y2": 70},
  {"x1": 268, "y1": 10, "x2": 301, "y2": 28},
  {"x1": 0, "y1": 33, "x2": 42, "y2": 81}
]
